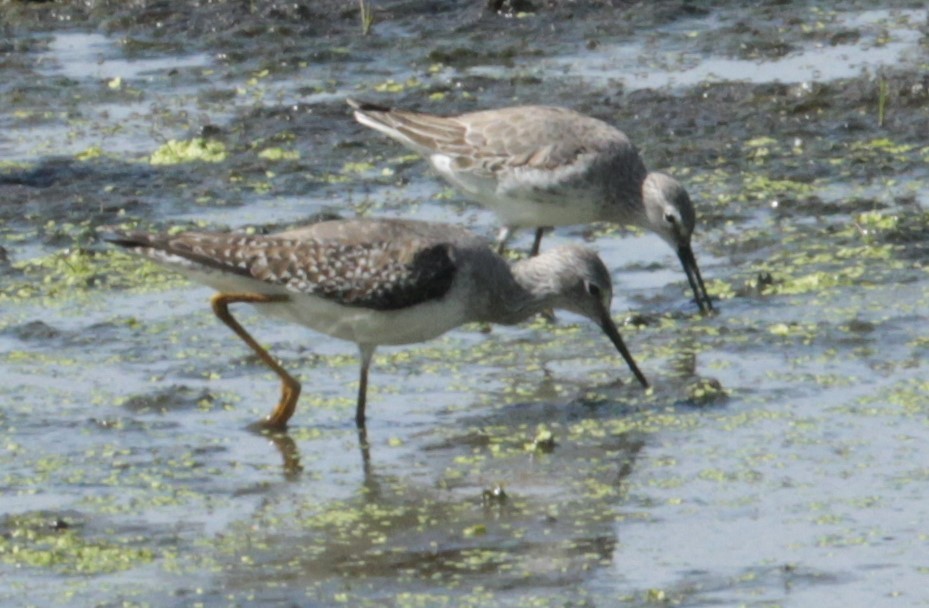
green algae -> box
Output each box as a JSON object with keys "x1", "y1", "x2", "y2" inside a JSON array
[
  {"x1": 768, "y1": 322, "x2": 819, "y2": 338},
  {"x1": 527, "y1": 424, "x2": 557, "y2": 453},
  {"x1": 702, "y1": 277, "x2": 737, "y2": 300},
  {"x1": 849, "y1": 137, "x2": 915, "y2": 157},
  {"x1": 0, "y1": 513, "x2": 155, "y2": 575},
  {"x1": 743, "y1": 174, "x2": 815, "y2": 200},
  {"x1": 854, "y1": 378, "x2": 929, "y2": 418},
  {"x1": 0, "y1": 248, "x2": 186, "y2": 304},
  {"x1": 2, "y1": 349, "x2": 79, "y2": 367},
  {"x1": 747, "y1": 210, "x2": 915, "y2": 298},
  {"x1": 686, "y1": 377, "x2": 729, "y2": 406},
  {"x1": 852, "y1": 210, "x2": 899, "y2": 233},
  {"x1": 371, "y1": 77, "x2": 423, "y2": 94},
  {"x1": 75, "y1": 145, "x2": 104, "y2": 161},
  {"x1": 149, "y1": 138, "x2": 228, "y2": 165},
  {"x1": 342, "y1": 160, "x2": 377, "y2": 174},
  {"x1": 257, "y1": 147, "x2": 300, "y2": 161}
]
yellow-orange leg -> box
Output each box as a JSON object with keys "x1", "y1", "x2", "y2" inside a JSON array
[{"x1": 210, "y1": 293, "x2": 300, "y2": 431}]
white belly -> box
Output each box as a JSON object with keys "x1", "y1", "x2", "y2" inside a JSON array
[
  {"x1": 429, "y1": 154, "x2": 604, "y2": 228},
  {"x1": 175, "y1": 263, "x2": 471, "y2": 347},
  {"x1": 255, "y1": 292, "x2": 469, "y2": 346}
]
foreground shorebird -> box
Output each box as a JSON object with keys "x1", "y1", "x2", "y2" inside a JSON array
[
  {"x1": 348, "y1": 99, "x2": 713, "y2": 313},
  {"x1": 104, "y1": 218, "x2": 648, "y2": 430}
]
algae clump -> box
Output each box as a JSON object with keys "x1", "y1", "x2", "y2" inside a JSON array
[{"x1": 150, "y1": 138, "x2": 227, "y2": 165}]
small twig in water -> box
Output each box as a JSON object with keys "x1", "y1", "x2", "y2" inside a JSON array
[
  {"x1": 878, "y1": 76, "x2": 889, "y2": 128},
  {"x1": 359, "y1": 0, "x2": 374, "y2": 36}
]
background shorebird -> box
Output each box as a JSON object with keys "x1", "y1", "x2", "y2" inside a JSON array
[
  {"x1": 104, "y1": 218, "x2": 648, "y2": 430},
  {"x1": 348, "y1": 99, "x2": 713, "y2": 313}
]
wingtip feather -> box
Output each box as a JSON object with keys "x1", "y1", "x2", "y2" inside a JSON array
[{"x1": 346, "y1": 97, "x2": 392, "y2": 114}]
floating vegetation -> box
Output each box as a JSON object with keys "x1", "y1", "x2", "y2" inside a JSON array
[
  {"x1": 0, "y1": 513, "x2": 155, "y2": 575},
  {"x1": 685, "y1": 377, "x2": 728, "y2": 407},
  {"x1": 149, "y1": 138, "x2": 228, "y2": 165},
  {"x1": 743, "y1": 174, "x2": 816, "y2": 200},
  {"x1": 0, "y1": 248, "x2": 185, "y2": 303},
  {"x1": 526, "y1": 424, "x2": 557, "y2": 453},
  {"x1": 257, "y1": 147, "x2": 300, "y2": 161},
  {"x1": 372, "y1": 77, "x2": 422, "y2": 94}
]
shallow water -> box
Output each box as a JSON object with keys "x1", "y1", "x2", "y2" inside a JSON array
[
  {"x1": 2, "y1": 1, "x2": 929, "y2": 606},
  {"x1": 540, "y1": 8, "x2": 926, "y2": 89}
]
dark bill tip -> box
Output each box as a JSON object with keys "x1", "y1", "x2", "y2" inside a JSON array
[
  {"x1": 677, "y1": 245, "x2": 713, "y2": 313},
  {"x1": 597, "y1": 304, "x2": 649, "y2": 389}
]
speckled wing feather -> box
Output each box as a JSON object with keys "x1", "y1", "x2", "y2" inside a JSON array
[{"x1": 106, "y1": 230, "x2": 458, "y2": 311}]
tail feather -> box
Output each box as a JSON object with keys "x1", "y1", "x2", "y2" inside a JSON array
[
  {"x1": 346, "y1": 98, "x2": 391, "y2": 113},
  {"x1": 97, "y1": 226, "x2": 165, "y2": 249},
  {"x1": 101, "y1": 227, "x2": 257, "y2": 282},
  {"x1": 348, "y1": 98, "x2": 466, "y2": 155}
]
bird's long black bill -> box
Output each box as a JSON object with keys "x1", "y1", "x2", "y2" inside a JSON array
[
  {"x1": 677, "y1": 245, "x2": 713, "y2": 313},
  {"x1": 598, "y1": 304, "x2": 649, "y2": 389}
]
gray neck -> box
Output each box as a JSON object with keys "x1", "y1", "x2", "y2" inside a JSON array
[
  {"x1": 474, "y1": 255, "x2": 566, "y2": 325},
  {"x1": 603, "y1": 148, "x2": 650, "y2": 227}
]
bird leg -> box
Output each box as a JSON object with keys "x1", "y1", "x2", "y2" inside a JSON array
[
  {"x1": 357, "y1": 426, "x2": 372, "y2": 479},
  {"x1": 356, "y1": 345, "x2": 375, "y2": 428},
  {"x1": 495, "y1": 226, "x2": 512, "y2": 255},
  {"x1": 529, "y1": 227, "x2": 551, "y2": 257},
  {"x1": 210, "y1": 293, "x2": 301, "y2": 431},
  {"x1": 532, "y1": 227, "x2": 557, "y2": 320}
]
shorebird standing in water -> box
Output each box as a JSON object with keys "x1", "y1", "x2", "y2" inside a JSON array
[
  {"x1": 104, "y1": 218, "x2": 648, "y2": 430},
  {"x1": 348, "y1": 99, "x2": 713, "y2": 313}
]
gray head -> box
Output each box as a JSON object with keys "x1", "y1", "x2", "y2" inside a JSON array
[
  {"x1": 512, "y1": 245, "x2": 612, "y2": 319},
  {"x1": 642, "y1": 172, "x2": 696, "y2": 248},
  {"x1": 642, "y1": 172, "x2": 713, "y2": 312},
  {"x1": 512, "y1": 245, "x2": 649, "y2": 388}
]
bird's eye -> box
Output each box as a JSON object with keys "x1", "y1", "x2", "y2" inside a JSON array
[{"x1": 585, "y1": 281, "x2": 602, "y2": 298}]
